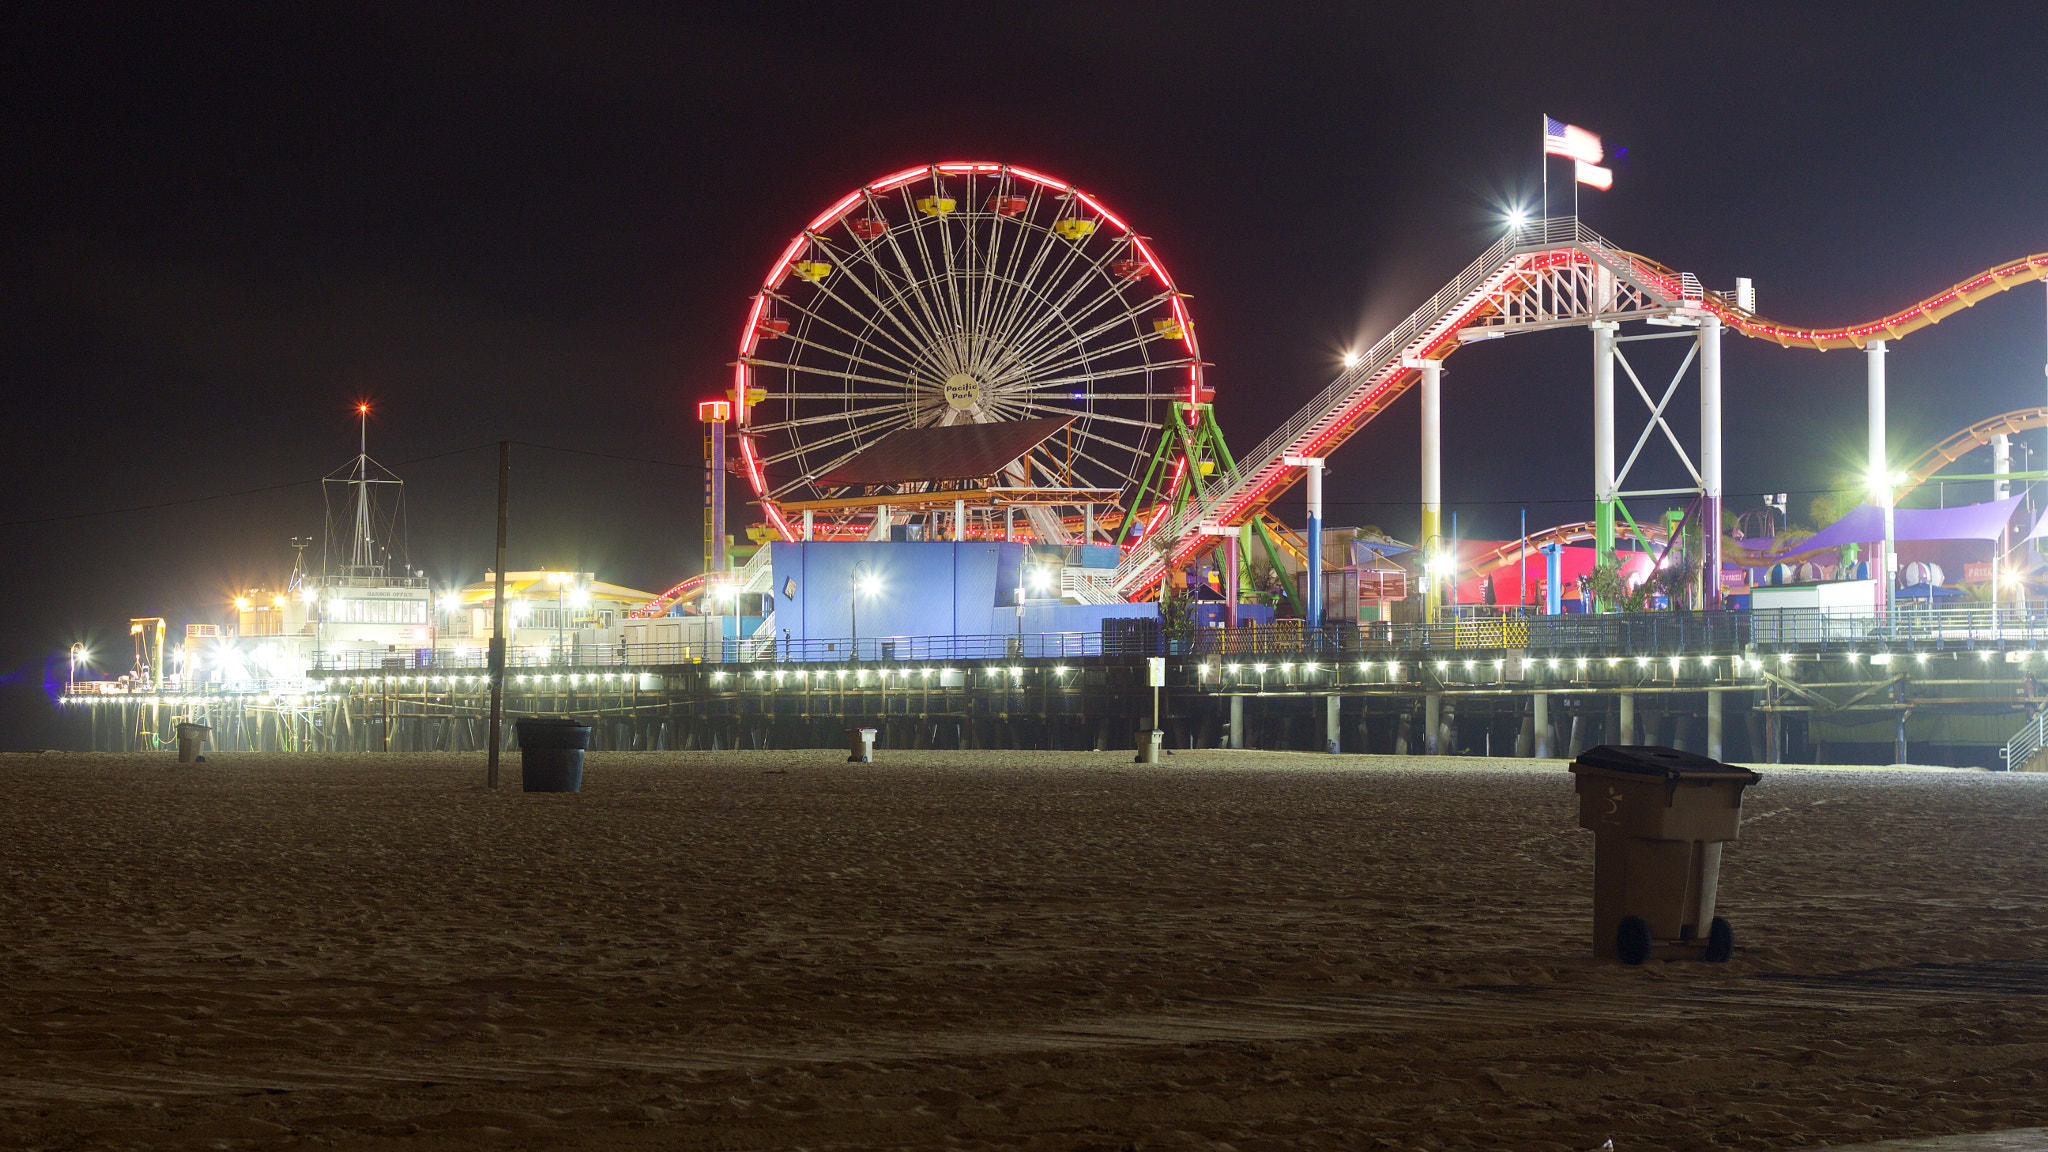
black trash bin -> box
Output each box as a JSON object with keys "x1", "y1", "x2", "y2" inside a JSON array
[{"x1": 515, "y1": 716, "x2": 591, "y2": 793}]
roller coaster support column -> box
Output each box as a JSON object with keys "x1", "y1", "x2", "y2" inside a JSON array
[
  {"x1": 1402, "y1": 357, "x2": 1443, "y2": 617},
  {"x1": 1218, "y1": 527, "x2": 1241, "y2": 629},
  {"x1": 1869, "y1": 340, "x2": 1894, "y2": 617},
  {"x1": 1541, "y1": 543, "x2": 1563, "y2": 615},
  {"x1": 802, "y1": 510, "x2": 813, "y2": 541},
  {"x1": 1284, "y1": 456, "x2": 1326, "y2": 626},
  {"x1": 1592, "y1": 323, "x2": 1618, "y2": 584},
  {"x1": 1701, "y1": 316, "x2": 1724, "y2": 609}
]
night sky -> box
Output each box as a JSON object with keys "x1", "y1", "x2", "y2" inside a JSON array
[{"x1": 5, "y1": 5, "x2": 2044, "y2": 746}]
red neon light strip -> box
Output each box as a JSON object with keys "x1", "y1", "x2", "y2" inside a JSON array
[{"x1": 804, "y1": 190, "x2": 863, "y2": 233}]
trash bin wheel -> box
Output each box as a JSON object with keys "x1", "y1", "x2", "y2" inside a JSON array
[
  {"x1": 1616, "y1": 916, "x2": 1652, "y2": 965},
  {"x1": 1704, "y1": 916, "x2": 1734, "y2": 963}
]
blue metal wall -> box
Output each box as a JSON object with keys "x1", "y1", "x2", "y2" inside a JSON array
[{"x1": 770, "y1": 541, "x2": 1155, "y2": 644}]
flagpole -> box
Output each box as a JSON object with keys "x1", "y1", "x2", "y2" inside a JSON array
[{"x1": 1540, "y1": 114, "x2": 1548, "y2": 238}]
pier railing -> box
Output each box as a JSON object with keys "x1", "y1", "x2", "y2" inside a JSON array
[{"x1": 268, "y1": 604, "x2": 2048, "y2": 676}]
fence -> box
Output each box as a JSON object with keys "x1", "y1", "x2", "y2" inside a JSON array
[{"x1": 300, "y1": 605, "x2": 2048, "y2": 674}]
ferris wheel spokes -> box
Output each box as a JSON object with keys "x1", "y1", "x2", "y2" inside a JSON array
[
  {"x1": 761, "y1": 283, "x2": 931, "y2": 376},
  {"x1": 801, "y1": 240, "x2": 956, "y2": 381},
  {"x1": 980, "y1": 229, "x2": 1142, "y2": 367},
  {"x1": 736, "y1": 163, "x2": 1202, "y2": 540}
]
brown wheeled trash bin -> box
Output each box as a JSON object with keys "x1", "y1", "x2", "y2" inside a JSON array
[
  {"x1": 175, "y1": 722, "x2": 211, "y2": 764},
  {"x1": 845, "y1": 727, "x2": 877, "y2": 763},
  {"x1": 1569, "y1": 745, "x2": 1761, "y2": 964}
]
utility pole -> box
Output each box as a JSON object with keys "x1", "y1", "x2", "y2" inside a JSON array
[{"x1": 487, "y1": 441, "x2": 509, "y2": 789}]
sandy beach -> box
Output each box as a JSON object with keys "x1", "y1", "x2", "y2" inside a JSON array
[{"x1": 3, "y1": 749, "x2": 2046, "y2": 1151}]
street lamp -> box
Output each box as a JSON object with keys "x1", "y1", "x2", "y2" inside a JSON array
[
  {"x1": 850, "y1": 561, "x2": 880, "y2": 658},
  {"x1": 546, "y1": 571, "x2": 572, "y2": 664},
  {"x1": 68, "y1": 643, "x2": 86, "y2": 692}
]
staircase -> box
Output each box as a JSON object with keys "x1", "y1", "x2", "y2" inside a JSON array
[{"x1": 2003, "y1": 711, "x2": 2048, "y2": 772}]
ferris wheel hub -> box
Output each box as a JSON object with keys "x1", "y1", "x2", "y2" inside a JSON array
[{"x1": 942, "y1": 372, "x2": 983, "y2": 412}]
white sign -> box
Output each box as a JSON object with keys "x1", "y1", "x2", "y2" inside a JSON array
[{"x1": 1146, "y1": 656, "x2": 1165, "y2": 687}]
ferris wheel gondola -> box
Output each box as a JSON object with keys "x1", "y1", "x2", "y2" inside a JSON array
[{"x1": 731, "y1": 162, "x2": 1203, "y2": 544}]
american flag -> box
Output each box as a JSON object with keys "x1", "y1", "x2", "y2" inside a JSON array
[{"x1": 1545, "y1": 117, "x2": 1603, "y2": 165}]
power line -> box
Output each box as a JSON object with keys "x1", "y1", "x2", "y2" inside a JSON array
[{"x1": 0, "y1": 443, "x2": 499, "y2": 529}]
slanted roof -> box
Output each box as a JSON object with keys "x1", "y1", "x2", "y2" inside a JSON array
[{"x1": 817, "y1": 416, "x2": 1075, "y2": 488}]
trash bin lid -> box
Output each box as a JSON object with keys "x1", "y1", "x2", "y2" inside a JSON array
[
  {"x1": 515, "y1": 715, "x2": 591, "y2": 729},
  {"x1": 1573, "y1": 744, "x2": 1761, "y2": 783}
]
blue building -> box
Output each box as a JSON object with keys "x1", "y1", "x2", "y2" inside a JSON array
[{"x1": 769, "y1": 541, "x2": 1158, "y2": 658}]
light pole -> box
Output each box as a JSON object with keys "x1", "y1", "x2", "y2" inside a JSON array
[
  {"x1": 567, "y1": 585, "x2": 589, "y2": 666},
  {"x1": 68, "y1": 643, "x2": 85, "y2": 692},
  {"x1": 546, "y1": 571, "x2": 570, "y2": 663}
]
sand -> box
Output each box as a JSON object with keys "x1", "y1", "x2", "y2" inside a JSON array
[{"x1": 2, "y1": 749, "x2": 2046, "y2": 1151}]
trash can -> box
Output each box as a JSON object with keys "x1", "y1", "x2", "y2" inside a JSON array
[
  {"x1": 175, "y1": 722, "x2": 211, "y2": 764},
  {"x1": 1568, "y1": 745, "x2": 1761, "y2": 964},
  {"x1": 515, "y1": 716, "x2": 591, "y2": 792},
  {"x1": 1135, "y1": 729, "x2": 1163, "y2": 764},
  {"x1": 845, "y1": 727, "x2": 877, "y2": 763}
]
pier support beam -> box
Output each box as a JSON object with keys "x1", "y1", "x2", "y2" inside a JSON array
[
  {"x1": 1534, "y1": 693, "x2": 1551, "y2": 758},
  {"x1": 1229, "y1": 695, "x2": 1244, "y2": 750},
  {"x1": 1619, "y1": 692, "x2": 1635, "y2": 746},
  {"x1": 802, "y1": 509, "x2": 813, "y2": 541},
  {"x1": 1325, "y1": 693, "x2": 1341, "y2": 754},
  {"x1": 1707, "y1": 690, "x2": 1725, "y2": 761},
  {"x1": 953, "y1": 497, "x2": 965, "y2": 542},
  {"x1": 1425, "y1": 692, "x2": 1442, "y2": 755}
]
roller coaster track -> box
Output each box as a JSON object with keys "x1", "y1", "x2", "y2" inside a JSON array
[
  {"x1": 1462, "y1": 520, "x2": 1667, "y2": 580},
  {"x1": 1110, "y1": 219, "x2": 2046, "y2": 599},
  {"x1": 1897, "y1": 408, "x2": 2047, "y2": 503}
]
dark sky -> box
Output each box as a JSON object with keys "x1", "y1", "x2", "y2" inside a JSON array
[{"x1": 4, "y1": 4, "x2": 2044, "y2": 745}]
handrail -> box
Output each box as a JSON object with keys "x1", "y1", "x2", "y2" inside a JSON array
[{"x1": 2005, "y1": 711, "x2": 2046, "y2": 772}]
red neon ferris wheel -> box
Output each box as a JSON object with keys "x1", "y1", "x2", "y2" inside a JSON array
[{"x1": 731, "y1": 162, "x2": 1203, "y2": 542}]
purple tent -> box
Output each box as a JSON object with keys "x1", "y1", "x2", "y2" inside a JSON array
[
  {"x1": 1781, "y1": 494, "x2": 2025, "y2": 557},
  {"x1": 2025, "y1": 505, "x2": 2048, "y2": 541}
]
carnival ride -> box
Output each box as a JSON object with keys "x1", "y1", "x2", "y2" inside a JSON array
[
  {"x1": 642, "y1": 160, "x2": 2043, "y2": 621},
  {"x1": 1107, "y1": 223, "x2": 2044, "y2": 604},
  {"x1": 731, "y1": 162, "x2": 1203, "y2": 547}
]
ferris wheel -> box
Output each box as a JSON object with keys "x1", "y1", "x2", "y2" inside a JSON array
[{"x1": 731, "y1": 162, "x2": 1203, "y2": 543}]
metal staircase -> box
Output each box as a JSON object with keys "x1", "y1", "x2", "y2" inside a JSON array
[{"x1": 2003, "y1": 711, "x2": 2048, "y2": 772}]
